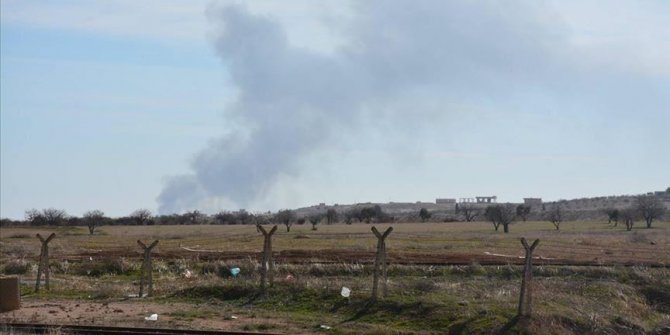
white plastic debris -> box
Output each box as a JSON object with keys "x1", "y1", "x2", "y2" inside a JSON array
[
  {"x1": 144, "y1": 313, "x2": 158, "y2": 321},
  {"x1": 230, "y1": 315, "x2": 238, "y2": 319},
  {"x1": 183, "y1": 269, "x2": 193, "y2": 278},
  {"x1": 320, "y1": 325, "x2": 332, "y2": 330},
  {"x1": 341, "y1": 287, "x2": 351, "y2": 298}
]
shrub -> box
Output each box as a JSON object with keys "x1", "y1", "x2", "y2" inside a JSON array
[
  {"x1": 413, "y1": 278, "x2": 437, "y2": 293},
  {"x1": 465, "y1": 263, "x2": 486, "y2": 276},
  {"x1": 2, "y1": 259, "x2": 29, "y2": 275},
  {"x1": 75, "y1": 258, "x2": 131, "y2": 277},
  {"x1": 200, "y1": 262, "x2": 218, "y2": 275},
  {"x1": 167, "y1": 259, "x2": 190, "y2": 275},
  {"x1": 91, "y1": 284, "x2": 118, "y2": 299}
]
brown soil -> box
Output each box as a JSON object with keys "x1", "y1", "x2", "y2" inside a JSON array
[
  {"x1": 0, "y1": 298, "x2": 311, "y2": 334},
  {"x1": 62, "y1": 247, "x2": 668, "y2": 267}
]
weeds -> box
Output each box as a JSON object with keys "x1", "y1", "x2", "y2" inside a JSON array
[
  {"x1": 74, "y1": 258, "x2": 134, "y2": 277},
  {"x1": 7, "y1": 233, "x2": 31, "y2": 239}
]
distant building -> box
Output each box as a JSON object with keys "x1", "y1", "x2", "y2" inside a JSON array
[
  {"x1": 476, "y1": 196, "x2": 497, "y2": 204},
  {"x1": 459, "y1": 198, "x2": 476, "y2": 203},
  {"x1": 655, "y1": 189, "x2": 670, "y2": 201},
  {"x1": 436, "y1": 198, "x2": 456, "y2": 204},
  {"x1": 523, "y1": 198, "x2": 542, "y2": 206}
]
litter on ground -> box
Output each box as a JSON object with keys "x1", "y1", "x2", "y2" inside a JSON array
[{"x1": 144, "y1": 313, "x2": 158, "y2": 321}]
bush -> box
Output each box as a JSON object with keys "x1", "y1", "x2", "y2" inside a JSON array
[
  {"x1": 91, "y1": 284, "x2": 117, "y2": 299},
  {"x1": 166, "y1": 259, "x2": 190, "y2": 275},
  {"x1": 465, "y1": 263, "x2": 486, "y2": 276},
  {"x1": 75, "y1": 258, "x2": 131, "y2": 277},
  {"x1": 200, "y1": 262, "x2": 218, "y2": 275},
  {"x1": 412, "y1": 278, "x2": 438, "y2": 293},
  {"x1": 2, "y1": 259, "x2": 29, "y2": 275}
]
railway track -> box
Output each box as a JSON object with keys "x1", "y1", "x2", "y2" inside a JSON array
[{"x1": 0, "y1": 323, "x2": 282, "y2": 335}]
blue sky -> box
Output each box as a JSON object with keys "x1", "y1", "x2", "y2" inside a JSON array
[{"x1": 1, "y1": 1, "x2": 668, "y2": 219}]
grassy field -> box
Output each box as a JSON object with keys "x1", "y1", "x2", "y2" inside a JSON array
[{"x1": 1, "y1": 221, "x2": 669, "y2": 334}]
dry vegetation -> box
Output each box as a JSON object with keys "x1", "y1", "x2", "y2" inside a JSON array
[{"x1": 1, "y1": 221, "x2": 669, "y2": 334}]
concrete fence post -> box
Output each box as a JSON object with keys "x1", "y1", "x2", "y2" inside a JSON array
[
  {"x1": 258, "y1": 225, "x2": 278, "y2": 295},
  {"x1": 518, "y1": 237, "x2": 540, "y2": 318},
  {"x1": 371, "y1": 226, "x2": 393, "y2": 302},
  {"x1": 35, "y1": 233, "x2": 56, "y2": 292},
  {"x1": 137, "y1": 240, "x2": 159, "y2": 297}
]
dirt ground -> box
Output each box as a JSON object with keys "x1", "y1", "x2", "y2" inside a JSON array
[
  {"x1": 0, "y1": 298, "x2": 311, "y2": 334},
  {"x1": 3, "y1": 222, "x2": 668, "y2": 267}
]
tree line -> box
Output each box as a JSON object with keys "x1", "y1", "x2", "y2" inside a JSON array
[
  {"x1": 0, "y1": 205, "x2": 395, "y2": 234},
  {"x1": 2, "y1": 195, "x2": 665, "y2": 234}
]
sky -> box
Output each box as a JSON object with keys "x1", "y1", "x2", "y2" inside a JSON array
[{"x1": 1, "y1": 0, "x2": 668, "y2": 219}]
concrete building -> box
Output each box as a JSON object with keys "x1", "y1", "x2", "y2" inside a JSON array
[
  {"x1": 476, "y1": 196, "x2": 497, "y2": 204},
  {"x1": 436, "y1": 198, "x2": 456, "y2": 204},
  {"x1": 523, "y1": 198, "x2": 543, "y2": 206}
]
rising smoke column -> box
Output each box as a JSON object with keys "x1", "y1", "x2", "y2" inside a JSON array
[
  {"x1": 157, "y1": 2, "x2": 566, "y2": 214},
  {"x1": 158, "y1": 5, "x2": 365, "y2": 213}
]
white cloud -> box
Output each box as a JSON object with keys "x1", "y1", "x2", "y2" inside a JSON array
[
  {"x1": 1, "y1": 0, "x2": 209, "y2": 43},
  {"x1": 1, "y1": 0, "x2": 351, "y2": 53},
  {"x1": 550, "y1": 0, "x2": 670, "y2": 76}
]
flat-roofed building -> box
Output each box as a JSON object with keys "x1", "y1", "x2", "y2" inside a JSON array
[
  {"x1": 523, "y1": 198, "x2": 542, "y2": 206},
  {"x1": 476, "y1": 196, "x2": 497, "y2": 204}
]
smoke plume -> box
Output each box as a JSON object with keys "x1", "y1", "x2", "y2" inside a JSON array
[{"x1": 157, "y1": 1, "x2": 571, "y2": 214}]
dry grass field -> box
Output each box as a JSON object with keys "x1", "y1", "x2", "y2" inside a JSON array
[{"x1": 1, "y1": 221, "x2": 669, "y2": 334}]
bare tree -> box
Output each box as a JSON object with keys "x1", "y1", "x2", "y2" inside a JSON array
[
  {"x1": 308, "y1": 214, "x2": 323, "y2": 231},
  {"x1": 498, "y1": 204, "x2": 517, "y2": 233},
  {"x1": 635, "y1": 195, "x2": 666, "y2": 228},
  {"x1": 25, "y1": 209, "x2": 68, "y2": 226},
  {"x1": 83, "y1": 210, "x2": 105, "y2": 235},
  {"x1": 236, "y1": 210, "x2": 255, "y2": 225},
  {"x1": 214, "y1": 211, "x2": 236, "y2": 225},
  {"x1": 545, "y1": 205, "x2": 563, "y2": 231},
  {"x1": 484, "y1": 204, "x2": 516, "y2": 233},
  {"x1": 360, "y1": 207, "x2": 376, "y2": 223},
  {"x1": 419, "y1": 208, "x2": 432, "y2": 222},
  {"x1": 620, "y1": 208, "x2": 637, "y2": 231},
  {"x1": 42, "y1": 208, "x2": 68, "y2": 226},
  {"x1": 180, "y1": 210, "x2": 205, "y2": 225},
  {"x1": 344, "y1": 208, "x2": 357, "y2": 225},
  {"x1": 25, "y1": 209, "x2": 45, "y2": 226},
  {"x1": 130, "y1": 209, "x2": 152, "y2": 226},
  {"x1": 326, "y1": 208, "x2": 338, "y2": 225},
  {"x1": 456, "y1": 203, "x2": 480, "y2": 222},
  {"x1": 484, "y1": 206, "x2": 502, "y2": 231},
  {"x1": 516, "y1": 205, "x2": 531, "y2": 222},
  {"x1": 604, "y1": 208, "x2": 620, "y2": 226},
  {"x1": 275, "y1": 209, "x2": 296, "y2": 232}
]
